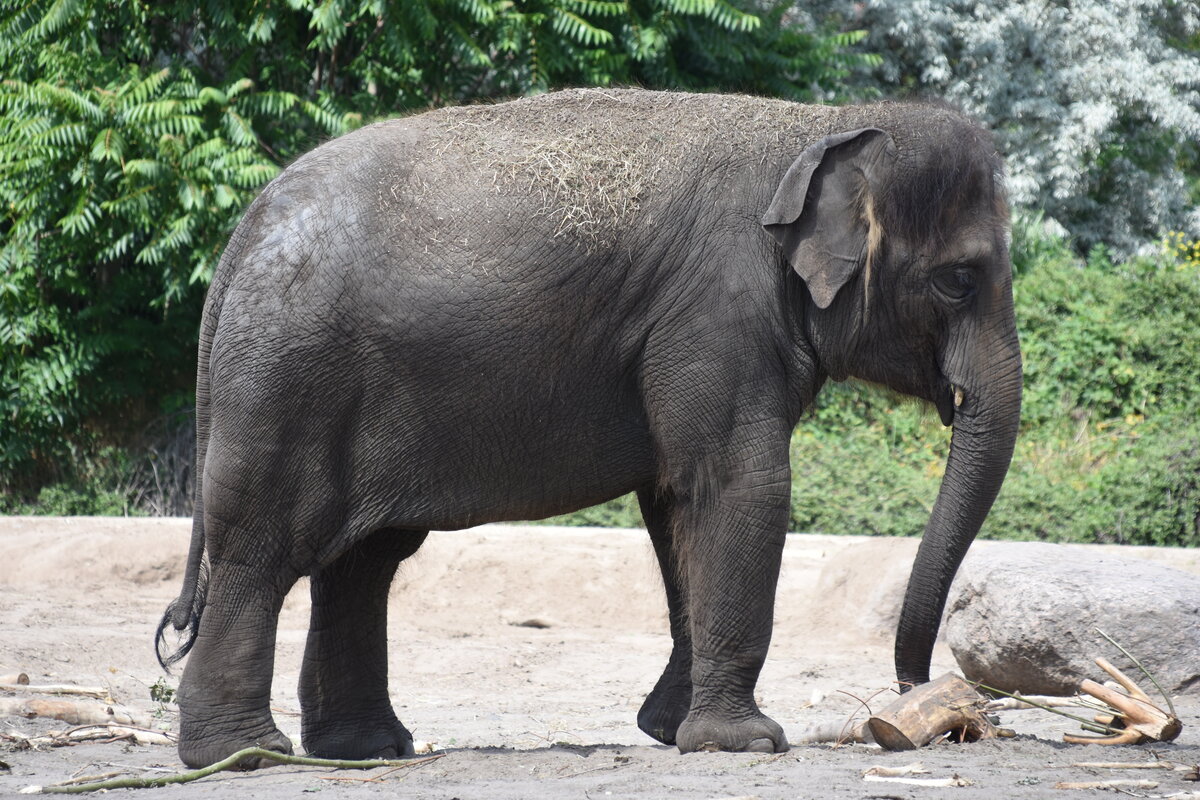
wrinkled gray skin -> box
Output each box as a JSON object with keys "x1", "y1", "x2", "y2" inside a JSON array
[{"x1": 157, "y1": 89, "x2": 1021, "y2": 768}]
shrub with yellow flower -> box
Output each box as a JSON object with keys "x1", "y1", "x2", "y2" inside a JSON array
[{"x1": 1163, "y1": 231, "x2": 1200, "y2": 269}]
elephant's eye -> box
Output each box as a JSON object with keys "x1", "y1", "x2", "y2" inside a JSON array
[{"x1": 933, "y1": 266, "x2": 978, "y2": 301}]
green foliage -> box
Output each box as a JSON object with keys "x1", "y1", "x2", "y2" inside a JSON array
[
  {"x1": 989, "y1": 419, "x2": 1200, "y2": 547},
  {"x1": 984, "y1": 216, "x2": 1200, "y2": 545},
  {"x1": 0, "y1": 1, "x2": 354, "y2": 491},
  {"x1": 542, "y1": 492, "x2": 644, "y2": 528},
  {"x1": 788, "y1": 385, "x2": 948, "y2": 537}
]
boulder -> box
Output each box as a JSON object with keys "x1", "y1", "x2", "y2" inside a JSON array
[{"x1": 945, "y1": 542, "x2": 1200, "y2": 696}]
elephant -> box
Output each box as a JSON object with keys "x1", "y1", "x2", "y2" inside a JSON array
[{"x1": 156, "y1": 88, "x2": 1021, "y2": 767}]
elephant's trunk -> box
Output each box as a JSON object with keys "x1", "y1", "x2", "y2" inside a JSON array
[{"x1": 894, "y1": 333, "x2": 1022, "y2": 688}]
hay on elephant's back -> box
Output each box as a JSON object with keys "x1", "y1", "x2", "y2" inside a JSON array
[{"x1": 435, "y1": 89, "x2": 823, "y2": 245}]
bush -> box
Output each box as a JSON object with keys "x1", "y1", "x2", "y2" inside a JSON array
[
  {"x1": 0, "y1": 446, "x2": 137, "y2": 516},
  {"x1": 542, "y1": 493, "x2": 644, "y2": 529}
]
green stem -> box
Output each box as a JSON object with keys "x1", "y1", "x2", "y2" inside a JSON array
[
  {"x1": 39, "y1": 748, "x2": 417, "y2": 794},
  {"x1": 1095, "y1": 627, "x2": 1177, "y2": 719}
]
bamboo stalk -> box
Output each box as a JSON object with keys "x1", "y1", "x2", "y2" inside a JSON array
[{"x1": 32, "y1": 748, "x2": 428, "y2": 794}]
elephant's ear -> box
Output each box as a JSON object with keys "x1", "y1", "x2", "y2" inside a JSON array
[{"x1": 762, "y1": 128, "x2": 896, "y2": 309}]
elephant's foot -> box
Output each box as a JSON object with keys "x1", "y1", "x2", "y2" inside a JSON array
[
  {"x1": 637, "y1": 682, "x2": 691, "y2": 745},
  {"x1": 303, "y1": 714, "x2": 415, "y2": 760},
  {"x1": 177, "y1": 723, "x2": 294, "y2": 770},
  {"x1": 676, "y1": 710, "x2": 789, "y2": 754}
]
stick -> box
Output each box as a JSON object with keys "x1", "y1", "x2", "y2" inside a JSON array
[
  {"x1": 863, "y1": 762, "x2": 929, "y2": 777},
  {"x1": 1054, "y1": 779, "x2": 1159, "y2": 790},
  {"x1": 56, "y1": 773, "x2": 125, "y2": 787},
  {"x1": 1071, "y1": 762, "x2": 1179, "y2": 770},
  {"x1": 59, "y1": 725, "x2": 175, "y2": 746},
  {"x1": 31, "y1": 748, "x2": 426, "y2": 794},
  {"x1": 973, "y1": 683, "x2": 1126, "y2": 736},
  {"x1": 0, "y1": 673, "x2": 30, "y2": 685},
  {"x1": 790, "y1": 719, "x2": 867, "y2": 745},
  {"x1": 985, "y1": 695, "x2": 1094, "y2": 711},
  {"x1": 0, "y1": 685, "x2": 111, "y2": 700},
  {"x1": 863, "y1": 774, "x2": 972, "y2": 787}
]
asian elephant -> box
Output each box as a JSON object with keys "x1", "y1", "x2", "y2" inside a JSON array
[{"x1": 157, "y1": 88, "x2": 1021, "y2": 767}]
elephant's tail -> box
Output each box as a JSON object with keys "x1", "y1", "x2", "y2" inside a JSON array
[
  {"x1": 155, "y1": 231, "x2": 236, "y2": 672},
  {"x1": 154, "y1": 378, "x2": 212, "y2": 669},
  {"x1": 155, "y1": 546, "x2": 208, "y2": 670}
]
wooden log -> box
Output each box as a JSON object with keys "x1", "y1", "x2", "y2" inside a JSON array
[
  {"x1": 0, "y1": 673, "x2": 30, "y2": 685},
  {"x1": 866, "y1": 673, "x2": 1002, "y2": 751},
  {"x1": 1060, "y1": 657, "x2": 1182, "y2": 746},
  {"x1": 0, "y1": 684, "x2": 111, "y2": 700},
  {"x1": 0, "y1": 697, "x2": 150, "y2": 727}
]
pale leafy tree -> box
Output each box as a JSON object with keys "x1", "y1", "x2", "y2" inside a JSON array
[{"x1": 799, "y1": 0, "x2": 1200, "y2": 253}]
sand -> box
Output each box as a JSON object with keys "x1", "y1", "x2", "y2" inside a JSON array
[{"x1": 1, "y1": 517, "x2": 1197, "y2": 798}]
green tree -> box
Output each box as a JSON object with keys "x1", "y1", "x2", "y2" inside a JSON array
[{"x1": 0, "y1": 1, "x2": 355, "y2": 491}]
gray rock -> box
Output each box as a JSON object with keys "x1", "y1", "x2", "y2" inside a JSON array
[{"x1": 945, "y1": 542, "x2": 1200, "y2": 696}]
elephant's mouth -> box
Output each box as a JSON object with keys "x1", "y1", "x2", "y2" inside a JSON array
[{"x1": 934, "y1": 382, "x2": 958, "y2": 427}]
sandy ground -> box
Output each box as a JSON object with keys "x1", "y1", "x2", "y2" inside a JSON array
[{"x1": 1, "y1": 517, "x2": 1198, "y2": 798}]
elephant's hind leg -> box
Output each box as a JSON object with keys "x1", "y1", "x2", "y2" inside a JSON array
[
  {"x1": 636, "y1": 486, "x2": 693, "y2": 745},
  {"x1": 176, "y1": 556, "x2": 300, "y2": 769},
  {"x1": 299, "y1": 527, "x2": 428, "y2": 759}
]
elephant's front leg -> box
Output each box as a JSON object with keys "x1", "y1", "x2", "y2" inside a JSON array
[
  {"x1": 299, "y1": 528, "x2": 428, "y2": 759},
  {"x1": 673, "y1": 464, "x2": 790, "y2": 754},
  {"x1": 637, "y1": 486, "x2": 693, "y2": 745}
]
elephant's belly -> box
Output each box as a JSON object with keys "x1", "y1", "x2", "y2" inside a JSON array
[{"x1": 379, "y1": 414, "x2": 657, "y2": 530}]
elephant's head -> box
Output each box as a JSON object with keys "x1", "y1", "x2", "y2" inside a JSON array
[{"x1": 762, "y1": 110, "x2": 1022, "y2": 687}]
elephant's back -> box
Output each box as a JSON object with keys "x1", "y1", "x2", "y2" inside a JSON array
[{"x1": 412, "y1": 89, "x2": 830, "y2": 246}]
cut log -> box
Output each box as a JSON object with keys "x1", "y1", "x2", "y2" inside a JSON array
[
  {"x1": 0, "y1": 673, "x2": 29, "y2": 685},
  {"x1": 867, "y1": 674, "x2": 1004, "y2": 751}
]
